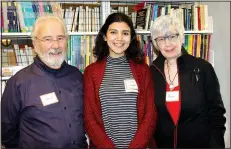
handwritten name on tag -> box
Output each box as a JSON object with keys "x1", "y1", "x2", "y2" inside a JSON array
[
  {"x1": 40, "y1": 92, "x2": 59, "y2": 106},
  {"x1": 166, "y1": 91, "x2": 179, "y2": 102},
  {"x1": 124, "y1": 79, "x2": 138, "y2": 93}
]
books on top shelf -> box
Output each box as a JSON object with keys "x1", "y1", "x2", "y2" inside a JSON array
[
  {"x1": 2, "y1": 1, "x2": 54, "y2": 33},
  {"x1": 1, "y1": 1, "x2": 213, "y2": 33},
  {"x1": 68, "y1": 5, "x2": 100, "y2": 32},
  {"x1": 1, "y1": 1, "x2": 101, "y2": 33},
  {"x1": 112, "y1": 1, "x2": 212, "y2": 32}
]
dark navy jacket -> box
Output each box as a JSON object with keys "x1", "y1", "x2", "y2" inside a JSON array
[{"x1": 1, "y1": 56, "x2": 87, "y2": 149}]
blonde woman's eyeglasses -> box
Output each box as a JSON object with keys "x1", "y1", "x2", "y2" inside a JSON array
[{"x1": 155, "y1": 34, "x2": 179, "y2": 46}]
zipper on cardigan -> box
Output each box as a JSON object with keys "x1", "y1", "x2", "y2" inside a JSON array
[
  {"x1": 152, "y1": 63, "x2": 182, "y2": 148},
  {"x1": 173, "y1": 69, "x2": 182, "y2": 149}
]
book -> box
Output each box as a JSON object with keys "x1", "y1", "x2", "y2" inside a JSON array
[{"x1": 135, "y1": 8, "x2": 147, "y2": 30}]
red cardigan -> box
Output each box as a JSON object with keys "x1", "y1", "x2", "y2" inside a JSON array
[{"x1": 84, "y1": 57, "x2": 157, "y2": 148}]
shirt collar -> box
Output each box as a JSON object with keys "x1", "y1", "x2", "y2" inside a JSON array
[{"x1": 106, "y1": 55, "x2": 128, "y2": 64}]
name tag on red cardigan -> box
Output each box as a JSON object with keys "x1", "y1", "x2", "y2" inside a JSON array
[
  {"x1": 124, "y1": 79, "x2": 138, "y2": 93},
  {"x1": 166, "y1": 91, "x2": 179, "y2": 102},
  {"x1": 40, "y1": 92, "x2": 59, "y2": 106}
]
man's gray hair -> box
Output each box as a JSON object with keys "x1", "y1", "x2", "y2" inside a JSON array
[{"x1": 31, "y1": 14, "x2": 68, "y2": 40}]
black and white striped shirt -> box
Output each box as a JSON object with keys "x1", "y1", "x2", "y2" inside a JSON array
[{"x1": 99, "y1": 56, "x2": 138, "y2": 148}]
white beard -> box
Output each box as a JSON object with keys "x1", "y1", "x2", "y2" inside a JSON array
[{"x1": 37, "y1": 48, "x2": 65, "y2": 68}]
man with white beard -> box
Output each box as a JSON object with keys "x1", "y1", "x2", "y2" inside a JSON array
[{"x1": 1, "y1": 15, "x2": 87, "y2": 149}]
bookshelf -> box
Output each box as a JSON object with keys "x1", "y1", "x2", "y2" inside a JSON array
[
  {"x1": 2, "y1": 30, "x2": 213, "y2": 37},
  {"x1": 1, "y1": 1, "x2": 213, "y2": 82},
  {"x1": 2, "y1": 77, "x2": 11, "y2": 81},
  {"x1": 2, "y1": 32, "x2": 99, "y2": 36}
]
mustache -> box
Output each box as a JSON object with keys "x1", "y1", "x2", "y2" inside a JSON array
[{"x1": 48, "y1": 48, "x2": 63, "y2": 54}]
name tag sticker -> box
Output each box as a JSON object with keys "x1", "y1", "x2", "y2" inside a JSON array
[
  {"x1": 124, "y1": 79, "x2": 138, "y2": 93},
  {"x1": 166, "y1": 91, "x2": 179, "y2": 102},
  {"x1": 40, "y1": 92, "x2": 59, "y2": 106}
]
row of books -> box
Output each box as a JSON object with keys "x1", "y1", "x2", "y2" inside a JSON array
[
  {"x1": 136, "y1": 34, "x2": 211, "y2": 65},
  {"x1": 67, "y1": 36, "x2": 96, "y2": 72},
  {"x1": 1, "y1": 1, "x2": 101, "y2": 33},
  {"x1": 1, "y1": 34, "x2": 211, "y2": 77},
  {"x1": 137, "y1": 35, "x2": 157, "y2": 65},
  {"x1": 62, "y1": 6, "x2": 101, "y2": 32},
  {"x1": 184, "y1": 34, "x2": 211, "y2": 60},
  {"x1": 66, "y1": 34, "x2": 211, "y2": 70},
  {"x1": 2, "y1": 44, "x2": 35, "y2": 67},
  {"x1": 1, "y1": 1, "x2": 212, "y2": 33},
  {"x1": 66, "y1": 35, "x2": 158, "y2": 72},
  {"x1": 134, "y1": 2, "x2": 212, "y2": 31},
  {"x1": 1, "y1": 1, "x2": 61, "y2": 33}
]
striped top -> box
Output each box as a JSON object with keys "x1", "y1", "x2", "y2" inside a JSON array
[{"x1": 99, "y1": 56, "x2": 138, "y2": 148}]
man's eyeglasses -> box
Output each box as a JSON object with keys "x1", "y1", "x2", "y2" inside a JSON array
[
  {"x1": 155, "y1": 33, "x2": 179, "y2": 46},
  {"x1": 35, "y1": 36, "x2": 67, "y2": 46}
]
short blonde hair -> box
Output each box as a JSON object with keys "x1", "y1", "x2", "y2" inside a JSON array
[
  {"x1": 31, "y1": 14, "x2": 68, "y2": 40},
  {"x1": 150, "y1": 15, "x2": 185, "y2": 49}
]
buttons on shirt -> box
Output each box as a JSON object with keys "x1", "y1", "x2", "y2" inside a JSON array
[{"x1": 64, "y1": 107, "x2": 66, "y2": 110}]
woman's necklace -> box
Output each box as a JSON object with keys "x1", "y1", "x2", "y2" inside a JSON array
[{"x1": 167, "y1": 61, "x2": 178, "y2": 91}]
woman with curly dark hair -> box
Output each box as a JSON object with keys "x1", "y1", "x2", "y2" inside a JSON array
[{"x1": 84, "y1": 12, "x2": 157, "y2": 148}]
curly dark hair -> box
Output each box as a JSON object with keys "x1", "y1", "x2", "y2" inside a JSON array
[{"x1": 93, "y1": 12, "x2": 144, "y2": 63}]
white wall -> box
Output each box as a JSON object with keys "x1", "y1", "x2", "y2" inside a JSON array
[{"x1": 204, "y1": 2, "x2": 230, "y2": 148}]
